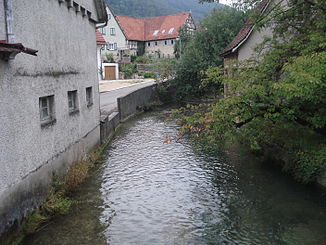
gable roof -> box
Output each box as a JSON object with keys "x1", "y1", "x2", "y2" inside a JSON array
[
  {"x1": 96, "y1": 30, "x2": 107, "y2": 45},
  {"x1": 220, "y1": 0, "x2": 271, "y2": 57},
  {"x1": 116, "y1": 12, "x2": 191, "y2": 41}
]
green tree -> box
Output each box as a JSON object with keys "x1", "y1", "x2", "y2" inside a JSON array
[
  {"x1": 173, "y1": 6, "x2": 245, "y2": 100},
  {"x1": 180, "y1": 0, "x2": 326, "y2": 183}
]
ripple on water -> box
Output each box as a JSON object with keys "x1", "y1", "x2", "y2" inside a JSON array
[{"x1": 99, "y1": 114, "x2": 326, "y2": 245}]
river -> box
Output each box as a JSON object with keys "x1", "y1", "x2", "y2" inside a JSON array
[{"x1": 24, "y1": 110, "x2": 326, "y2": 245}]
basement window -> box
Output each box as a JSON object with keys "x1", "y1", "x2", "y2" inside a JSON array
[
  {"x1": 39, "y1": 95, "x2": 56, "y2": 126},
  {"x1": 68, "y1": 90, "x2": 79, "y2": 114},
  {"x1": 86, "y1": 87, "x2": 93, "y2": 107}
]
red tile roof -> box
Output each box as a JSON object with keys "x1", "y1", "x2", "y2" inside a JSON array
[
  {"x1": 116, "y1": 12, "x2": 191, "y2": 41},
  {"x1": 96, "y1": 29, "x2": 107, "y2": 45},
  {"x1": 220, "y1": 0, "x2": 270, "y2": 57}
]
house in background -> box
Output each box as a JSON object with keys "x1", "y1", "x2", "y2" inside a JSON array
[
  {"x1": 99, "y1": 4, "x2": 129, "y2": 62},
  {"x1": 116, "y1": 12, "x2": 196, "y2": 58},
  {"x1": 219, "y1": 0, "x2": 287, "y2": 95},
  {"x1": 96, "y1": 29, "x2": 107, "y2": 79},
  {"x1": 0, "y1": 0, "x2": 107, "y2": 236},
  {"x1": 220, "y1": 0, "x2": 273, "y2": 67}
]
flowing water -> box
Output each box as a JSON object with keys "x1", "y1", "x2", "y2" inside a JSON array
[{"x1": 25, "y1": 111, "x2": 326, "y2": 245}]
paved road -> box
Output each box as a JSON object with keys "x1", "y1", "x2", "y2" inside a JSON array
[{"x1": 100, "y1": 80, "x2": 155, "y2": 115}]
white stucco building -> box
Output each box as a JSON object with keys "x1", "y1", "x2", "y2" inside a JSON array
[
  {"x1": 0, "y1": 0, "x2": 107, "y2": 236},
  {"x1": 99, "y1": 5, "x2": 129, "y2": 62}
]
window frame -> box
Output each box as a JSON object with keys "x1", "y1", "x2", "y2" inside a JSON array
[
  {"x1": 86, "y1": 87, "x2": 93, "y2": 107},
  {"x1": 67, "y1": 90, "x2": 79, "y2": 114},
  {"x1": 110, "y1": 27, "x2": 116, "y2": 36},
  {"x1": 100, "y1": 27, "x2": 106, "y2": 35},
  {"x1": 39, "y1": 95, "x2": 55, "y2": 126}
]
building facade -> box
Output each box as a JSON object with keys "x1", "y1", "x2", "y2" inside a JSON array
[
  {"x1": 0, "y1": 0, "x2": 106, "y2": 236},
  {"x1": 116, "y1": 12, "x2": 196, "y2": 58},
  {"x1": 99, "y1": 5, "x2": 129, "y2": 62}
]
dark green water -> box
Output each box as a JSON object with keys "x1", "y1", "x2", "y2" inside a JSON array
[{"x1": 24, "y1": 111, "x2": 326, "y2": 245}]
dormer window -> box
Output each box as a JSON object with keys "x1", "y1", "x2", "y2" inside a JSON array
[
  {"x1": 153, "y1": 30, "x2": 159, "y2": 36},
  {"x1": 168, "y1": 28, "x2": 174, "y2": 34}
]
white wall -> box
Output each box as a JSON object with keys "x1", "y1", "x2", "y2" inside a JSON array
[
  {"x1": 0, "y1": 0, "x2": 6, "y2": 40},
  {"x1": 238, "y1": 26, "x2": 273, "y2": 61},
  {"x1": 101, "y1": 6, "x2": 128, "y2": 60},
  {"x1": 0, "y1": 0, "x2": 101, "y2": 234}
]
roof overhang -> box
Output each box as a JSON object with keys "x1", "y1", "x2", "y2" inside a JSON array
[
  {"x1": 0, "y1": 41, "x2": 38, "y2": 61},
  {"x1": 93, "y1": 0, "x2": 108, "y2": 23},
  {"x1": 219, "y1": 0, "x2": 271, "y2": 58}
]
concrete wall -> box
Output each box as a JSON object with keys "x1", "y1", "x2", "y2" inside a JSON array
[
  {"x1": 100, "y1": 83, "x2": 158, "y2": 142},
  {"x1": 0, "y1": 0, "x2": 101, "y2": 235},
  {"x1": 145, "y1": 39, "x2": 176, "y2": 58},
  {"x1": 118, "y1": 84, "x2": 157, "y2": 121},
  {"x1": 100, "y1": 112, "x2": 120, "y2": 142}
]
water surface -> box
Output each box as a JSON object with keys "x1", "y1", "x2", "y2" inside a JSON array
[{"x1": 25, "y1": 111, "x2": 326, "y2": 245}]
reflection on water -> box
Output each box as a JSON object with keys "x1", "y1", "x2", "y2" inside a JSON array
[
  {"x1": 100, "y1": 112, "x2": 326, "y2": 245},
  {"x1": 24, "y1": 111, "x2": 326, "y2": 245}
]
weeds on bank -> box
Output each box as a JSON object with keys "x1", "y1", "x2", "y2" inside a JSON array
[{"x1": 9, "y1": 141, "x2": 110, "y2": 245}]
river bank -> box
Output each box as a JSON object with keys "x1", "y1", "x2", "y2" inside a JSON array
[
  {"x1": 22, "y1": 110, "x2": 326, "y2": 245},
  {"x1": 171, "y1": 102, "x2": 326, "y2": 190}
]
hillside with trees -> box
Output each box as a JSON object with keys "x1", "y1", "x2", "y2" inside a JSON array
[{"x1": 105, "y1": 0, "x2": 222, "y2": 19}]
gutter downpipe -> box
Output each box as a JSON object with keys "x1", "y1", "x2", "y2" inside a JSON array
[{"x1": 4, "y1": 0, "x2": 15, "y2": 43}]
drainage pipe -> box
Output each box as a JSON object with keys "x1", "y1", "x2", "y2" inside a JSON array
[{"x1": 4, "y1": 0, "x2": 15, "y2": 43}]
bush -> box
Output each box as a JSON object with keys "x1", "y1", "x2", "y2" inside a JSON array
[
  {"x1": 105, "y1": 53, "x2": 115, "y2": 63},
  {"x1": 143, "y1": 72, "x2": 155, "y2": 78},
  {"x1": 131, "y1": 55, "x2": 137, "y2": 63},
  {"x1": 120, "y1": 64, "x2": 137, "y2": 79},
  {"x1": 134, "y1": 56, "x2": 151, "y2": 64}
]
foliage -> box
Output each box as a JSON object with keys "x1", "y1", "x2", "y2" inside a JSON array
[
  {"x1": 175, "y1": 0, "x2": 326, "y2": 183},
  {"x1": 120, "y1": 63, "x2": 137, "y2": 78},
  {"x1": 143, "y1": 72, "x2": 155, "y2": 78},
  {"x1": 105, "y1": 53, "x2": 115, "y2": 63},
  {"x1": 8, "y1": 141, "x2": 110, "y2": 245},
  {"x1": 65, "y1": 161, "x2": 92, "y2": 190},
  {"x1": 174, "y1": 26, "x2": 193, "y2": 59},
  {"x1": 173, "y1": 6, "x2": 245, "y2": 100},
  {"x1": 134, "y1": 55, "x2": 152, "y2": 64},
  {"x1": 130, "y1": 55, "x2": 137, "y2": 63},
  {"x1": 153, "y1": 58, "x2": 177, "y2": 83}
]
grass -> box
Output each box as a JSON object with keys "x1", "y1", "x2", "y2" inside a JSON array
[{"x1": 6, "y1": 140, "x2": 111, "y2": 245}]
